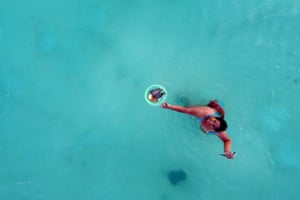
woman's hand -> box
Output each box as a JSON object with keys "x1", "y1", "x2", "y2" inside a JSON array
[
  {"x1": 161, "y1": 102, "x2": 170, "y2": 109},
  {"x1": 223, "y1": 151, "x2": 236, "y2": 159}
]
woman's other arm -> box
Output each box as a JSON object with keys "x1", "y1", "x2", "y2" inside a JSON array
[{"x1": 217, "y1": 131, "x2": 235, "y2": 159}]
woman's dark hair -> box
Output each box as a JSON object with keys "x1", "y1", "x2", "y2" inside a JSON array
[{"x1": 215, "y1": 117, "x2": 228, "y2": 132}]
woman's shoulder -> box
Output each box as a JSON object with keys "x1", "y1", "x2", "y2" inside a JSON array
[
  {"x1": 194, "y1": 106, "x2": 217, "y2": 117},
  {"x1": 207, "y1": 100, "x2": 225, "y2": 118}
]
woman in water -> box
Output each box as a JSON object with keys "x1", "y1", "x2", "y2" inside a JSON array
[{"x1": 161, "y1": 100, "x2": 235, "y2": 159}]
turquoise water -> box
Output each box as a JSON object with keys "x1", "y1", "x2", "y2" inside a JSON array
[{"x1": 1, "y1": 0, "x2": 300, "y2": 199}]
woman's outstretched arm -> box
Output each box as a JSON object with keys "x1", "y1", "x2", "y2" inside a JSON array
[{"x1": 161, "y1": 102, "x2": 199, "y2": 116}]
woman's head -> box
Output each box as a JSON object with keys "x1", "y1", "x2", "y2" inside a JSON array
[
  {"x1": 205, "y1": 116, "x2": 228, "y2": 132},
  {"x1": 214, "y1": 117, "x2": 228, "y2": 132}
]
